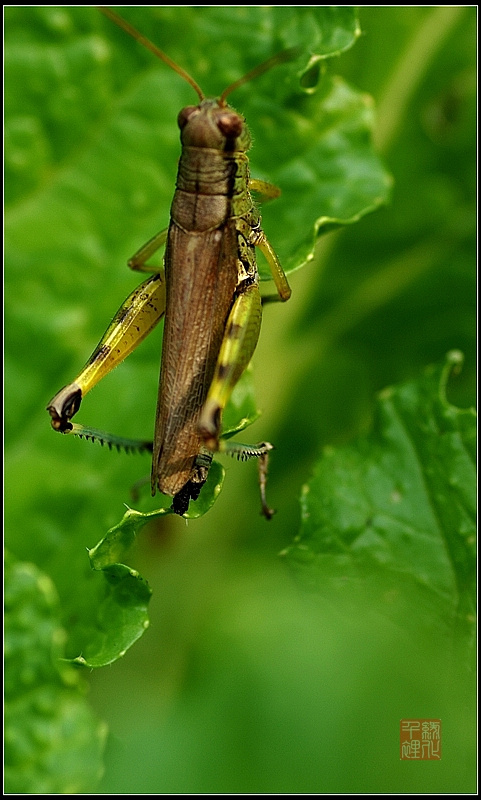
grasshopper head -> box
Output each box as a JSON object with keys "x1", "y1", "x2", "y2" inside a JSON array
[{"x1": 177, "y1": 99, "x2": 251, "y2": 152}]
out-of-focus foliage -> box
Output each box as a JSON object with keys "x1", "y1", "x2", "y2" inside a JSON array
[
  {"x1": 4, "y1": 553, "x2": 106, "y2": 793},
  {"x1": 286, "y1": 351, "x2": 476, "y2": 650},
  {"x1": 5, "y1": 6, "x2": 476, "y2": 794}
]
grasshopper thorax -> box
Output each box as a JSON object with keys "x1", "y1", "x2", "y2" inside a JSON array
[{"x1": 177, "y1": 99, "x2": 251, "y2": 152}]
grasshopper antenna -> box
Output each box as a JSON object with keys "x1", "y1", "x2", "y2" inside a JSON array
[
  {"x1": 219, "y1": 46, "x2": 301, "y2": 106},
  {"x1": 99, "y1": 6, "x2": 205, "y2": 101}
]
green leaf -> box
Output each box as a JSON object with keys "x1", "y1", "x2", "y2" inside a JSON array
[
  {"x1": 284, "y1": 351, "x2": 476, "y2": 641},
  {"x1": 70, "y1": 563, "x2": 152, "y2": 669},
  {"x1": 4, "y1": 553, "x2": 106, "y2": 793},
  {"x1": 259, "y1": 73, "x2": 393, "y2": 274},
  {"x1": 90, "y1": 462, "x2": 225, "y2": 572},
  {"x1": 221, "y1": 366, "x2": 261, "y2": 438},
  {"x1": 63, "y1": 461, "x2": 223, "y2": 668}
]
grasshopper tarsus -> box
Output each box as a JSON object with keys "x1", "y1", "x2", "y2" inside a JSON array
[
  {"x1": 261, "y1": 505, "x2": 276, "y2": 521},
  {"x1": 258, "y1": 450, "x2": 275, "y2": 520}
]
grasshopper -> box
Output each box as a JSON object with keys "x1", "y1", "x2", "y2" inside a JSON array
[{"x1": 47, "y1": 7, "x2": 294, "y2": 519}]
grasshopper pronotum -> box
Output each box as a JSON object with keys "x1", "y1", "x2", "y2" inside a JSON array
[{"x1": 47, "y1": 7, "x2": 295, "y2": 519}]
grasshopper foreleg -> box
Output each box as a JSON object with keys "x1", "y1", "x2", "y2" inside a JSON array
[
  {"x1": 248, "y1": 178, "x2": 281, "y2": 203},
  {"x1": 251, "y1": 229, "x2": 291, "y2": 303},
  {"x1": 128, "y1": 228, "x2": 168, "y2": 272},
  {"x1": 248, "y1": 180, "x2": 291, "y2": 303}
]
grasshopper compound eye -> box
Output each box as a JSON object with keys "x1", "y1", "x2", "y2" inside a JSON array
[
  {"x1": 177, "y1": 106, "x2": 199, "y2": 130},
  {"x1": 216, "y1": 112, "x2": 244, "y2": 138}
]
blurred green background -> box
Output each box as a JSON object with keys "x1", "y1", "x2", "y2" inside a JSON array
[{"x1": 5, "y1": 6, "x2": 476, "y2": 793}]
